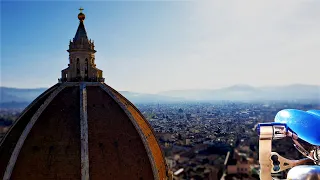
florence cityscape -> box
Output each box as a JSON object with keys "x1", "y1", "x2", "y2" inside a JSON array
[
  {"x1": 1, "y1": 1, "x2": 320, "y2": 180},
  {"x1": 1, "y1": 87, "x2": 319, "y2": 179}
]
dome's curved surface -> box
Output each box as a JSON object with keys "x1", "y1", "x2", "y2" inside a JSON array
[
  {"x1": 0, "y1": 8, "x2": 169, "y2": 180},
  {"x1": 0, "y1": 83, "x2": 168, "y2": 180},
  {"x1": 0, "y1": 84, "x2": 60, "y2": 178}
]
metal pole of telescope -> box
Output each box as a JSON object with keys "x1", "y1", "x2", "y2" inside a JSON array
[{"x1": 259, "y1": 125, "x2": 273, "y2": 180}]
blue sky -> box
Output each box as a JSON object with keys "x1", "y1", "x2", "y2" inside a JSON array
[{"x1": 1, "y1": 1, "x2": 319, "y2": 93}]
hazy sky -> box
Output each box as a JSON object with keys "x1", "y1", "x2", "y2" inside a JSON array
[{"x1": 1, "y1": 1, "x2": 319, "y2": 93}]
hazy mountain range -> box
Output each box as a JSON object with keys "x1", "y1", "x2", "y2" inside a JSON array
[
  {"x1": 0, "y1": 84, "x2": 319, "y2": 108},
  {"x1": 159, "y1": 84, "x2": 320, "y2": 102}
]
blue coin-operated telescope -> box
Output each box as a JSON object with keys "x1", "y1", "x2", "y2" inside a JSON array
[{"x1": 257, "y1": 109, "x2": 320, "y2": 180}]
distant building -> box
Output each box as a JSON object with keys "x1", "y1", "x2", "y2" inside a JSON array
[
  {"x1": 226, "y1": 148, "x2": 256, "y2": 177},
  {"x1": 0, "y1": 126, "x2": 9, "y2": 134},
  {"x1": 166, "y1": 157, "x2": 177, "y2": 169},
  {"x1": 185, "y1": 138, "x2": 191, "y2": 145},
  {"x1": 0, "y1": 8, "x2": 170, "y2": 180}
]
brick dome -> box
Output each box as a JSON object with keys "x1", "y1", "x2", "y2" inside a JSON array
[{"x1": 0, "y1": 82, "x2": 168, "y2": 180}]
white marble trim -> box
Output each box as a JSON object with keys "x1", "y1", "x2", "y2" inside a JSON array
[{"x1": 80, "y1": 83, "x2": 89, "y2": 180}]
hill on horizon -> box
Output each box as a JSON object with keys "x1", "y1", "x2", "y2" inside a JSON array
[
  {"x1": 0, "y1": 84, "x2": 319, "y2": 108},
  {"x1": 158, "y1": 84, "x2": 320, "y2": 102}
]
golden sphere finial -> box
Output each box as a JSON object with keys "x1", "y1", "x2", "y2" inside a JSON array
[{"x1": 78, "y1": 7, "x2": 85, "y2": 21}]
